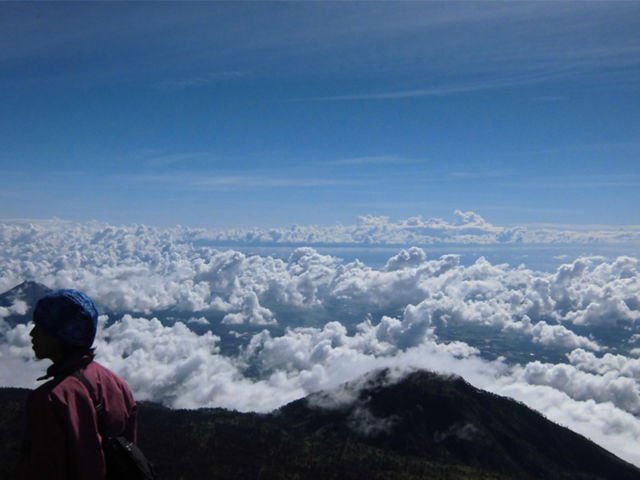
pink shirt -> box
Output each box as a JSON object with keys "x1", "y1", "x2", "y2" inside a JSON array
[{"x1": 17, "y1": 357, "x2": 137, "y2": 480}]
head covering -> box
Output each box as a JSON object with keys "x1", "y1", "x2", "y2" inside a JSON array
[{"x1": 33, "y1": 289, "x2": 98, "y2": 348}]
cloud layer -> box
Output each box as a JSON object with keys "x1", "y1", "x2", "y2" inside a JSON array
[
  {"x1": 1, "y1": 218, "x2": 639, "y2": 466},
  {"x1": 189, "y1": 210, "x2": 640, "y2": 245},
  {"x1": 2, "y1": 219, "x2": 639, "y2": 331}
]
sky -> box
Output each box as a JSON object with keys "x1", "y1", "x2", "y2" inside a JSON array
[
  {"x1": 1, "y1": 1, "x2": 639, "y2": 228},
  {"x1": 3, "y1": 4, "x2": 640, "y2": 466}
]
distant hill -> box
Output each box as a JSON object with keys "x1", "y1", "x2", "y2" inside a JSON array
[
  {"x1": 1, "y1": 369, "x2": 639, "y2": 479},
  {"x1": 0, "y1": 281, "x2": 51, "y2": 328}
]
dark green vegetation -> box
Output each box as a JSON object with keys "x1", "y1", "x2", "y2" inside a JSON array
[
  {"x1": 0, "y1": 389, "x2": 26, "y2": 480},
  {"x1": 1, "y1": 370, "x2": 639, "y2": 480}
]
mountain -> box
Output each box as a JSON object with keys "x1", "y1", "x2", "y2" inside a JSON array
[
  {"x1": 0, "y1": 388, "x2": 28, "y2": 480},
  {"x1": 278, "y1": 369, "x2": 640, "y2": 479},
  {"x1": 1, "y1": 369, "x2": 639, "y2": 479},
  {"x1": 0, "y1": 281, "x2": 51, "y2": 328}
]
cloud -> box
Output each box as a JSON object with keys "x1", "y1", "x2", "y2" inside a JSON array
[
  {"x1": 513, "y1": 175, "x2": 640, "y2": 190},
  {"x1": 184, "y1": 210, "x2": 640, "y2": 245},
  {"x1": 551, "y1": 256, "x2": 640, "y2": 326},
  {"x1": 347, "y1": 404, "x2": 400, "y2": 438},
  {"x1": 140, "y1": 151, "x2": 210, "y2": 167},
  {"x1": 503, "y1": 317, "x2": 600, "y2": 351},
  {"x1": 1, "y1": 218, "x2": 640, "y2": 466},
  {"x1": 434, "y1": 422, "x2": 481, "y2": 443},
  {"x1": 2, "y1": 309, "x2": 640, "y2": 466},
  {"x1": 305, "y1": 71, "x2": 569, "y2": 101},
  {"x1": 384, "y1": 247, "x2": 427, "y2": 271},
  {"x1": 222, "y1": 291, "x2": 276, "y2": 325},
  {"x1": 495, "y1": 381, "x2": 640, "y2": 467},
  {"x1": 6, "y1": 2, "x2": 639, "y2": 86},
  {"x1": 187, "y1": 316, "x2": 210, "y2": 326},
  {"x1": 516, "y1": 361, "x2": 640, "y2": 414},
  {"x1": 322, "y1": 155, "x2": 412, "y2": 167},
  {"x1": 123, "y1": 173, "x2": 364, "y2": 190},
  {"x1": 155, "y1": 71, "x2": 245, "y2": 90},
  {"x1": 568, "y1": 348, "x2": 640, "y2": 379},
  {"x1": 1, "y1": 220, "x2": 638, "y2": 334}
]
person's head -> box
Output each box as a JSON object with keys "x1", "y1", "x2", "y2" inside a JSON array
[{"x1": 30, "y1": 289, "x2": 98, "y2": 362}]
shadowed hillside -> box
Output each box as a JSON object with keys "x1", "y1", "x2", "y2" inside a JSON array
[{"x1": 1, "y1": 370, "x2": 639, "y2": 479}]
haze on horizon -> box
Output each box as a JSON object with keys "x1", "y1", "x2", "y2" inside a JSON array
[{"x1": 1, "y1": 1, "x2": 639, "y2": 228}]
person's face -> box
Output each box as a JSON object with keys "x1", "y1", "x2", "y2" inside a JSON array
[{"x1": 30, "y1": 323, "x2": 63, "y2": 361}]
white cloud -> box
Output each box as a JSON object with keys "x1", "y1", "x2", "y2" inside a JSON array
[
  {"x1": 384, "y1": 246, "x2": 427, "y2": 271},
  {"x1": 2, "y1": 220, "x2": 639, "y2": 334},
  {"x1": 2, "y1": 311, "x2": 639, "y2": 466},
  {"x1": 186, "y1": 210, "x2": 640, "y2": 245},
  {"x1": 503, "y1": 317, "x2": 600, "y2": 351},
  {"x1": 551, "y1": 256, "x2": 640, "y2": 326},
  {"x1": 187, "y1": 316, "x2": 210, "y2": 326},
  {"x1": 495, "y1": 381, "x2": 640, "y2": 467},
  {"x1": 516, "y1": 360, "x2": 640, "y2": 415},
  {"x1": 347, "y1": 405, "x2": 400, "y2": 437},
  {"x1": 1, "y1": 218, "x2": 640, "y2": 466},
  {"x1": 567, "y1": 348, "x2": 640, "y2": 379},
  {"x1": 434, "y1": 422, "x2": 481, "y2": 443}
]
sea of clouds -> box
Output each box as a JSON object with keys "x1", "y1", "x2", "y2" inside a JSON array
[
  {"x1": 1, "y1": 215, "x2": 639, "y2": 466},
  {"x1": 189, "y1": 209, "x2": 640, "y2": 245}
]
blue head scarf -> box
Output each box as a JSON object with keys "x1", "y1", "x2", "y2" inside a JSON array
[{"x1": 33, "y1": 289, "x2": 99, "y2": 348}]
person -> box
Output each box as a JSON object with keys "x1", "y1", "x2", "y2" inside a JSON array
[{"x1": 17, "y1": 289, "x2": 137, "y2": 480}]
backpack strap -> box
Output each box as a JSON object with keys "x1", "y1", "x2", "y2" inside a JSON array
[
  {"x1": 72, "y1": 370, "x2": 110, "y2": 438},
  {"x1": 72, "y1": 371, "x2": 157, "y2": 479}
]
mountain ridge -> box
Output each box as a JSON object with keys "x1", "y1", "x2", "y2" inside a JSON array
[
  {"x1": 1, "y1": 369, "x2": 638, "y2": 479},
  {"x1": 0, "y1": 281, "x2": 51, "y2": 328}
]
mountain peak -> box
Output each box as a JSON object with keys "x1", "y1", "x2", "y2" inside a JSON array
[
  {"x1": 280, "y1": 369, "x2": 640, "y2": 480},
  {"x1": 1, "y1": 369, "x2": 639, "y2": 479},
  {"x1": 0, "y1": 280, "x2": 51, "y2": 327},
  {"x1": 0, "y1": 280, "x2": 51, "y2": 306}
]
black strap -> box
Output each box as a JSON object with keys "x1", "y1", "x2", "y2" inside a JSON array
[{"x1": 72, "y1": 371, "x2": 110, "y2": 437}]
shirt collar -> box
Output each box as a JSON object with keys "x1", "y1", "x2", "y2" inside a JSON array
[{"x1": 37, "y1": 353, "x2": 94, "y2": 381}]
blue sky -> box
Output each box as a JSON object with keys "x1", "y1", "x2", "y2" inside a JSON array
[{"x1": 1, "y1": 1, "x2": 639, "y2": 228}]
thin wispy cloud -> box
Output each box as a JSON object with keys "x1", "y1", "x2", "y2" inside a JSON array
[
  {"x1": 543, "y1": 45, "x2": 640, "y2": 69},
  {"x1": 156, "y1": 71, "x2": 246, "y2": 90},
  {"x1": 305, "y1": 72, "x2": 570, "y2": 101},
  {"x1": 450, "y1": 169, "x2": 514, "y2": 180},
  {"x1": 123, "y1": 172, "x2": 367, "y2": 190},
  {"x1": 496, "y1": 142, "x2": 640, "y2": 158},
  {"x1": 479, "y1": 206, "x2": 580, "y2": 217},
  {"x1": 513, "y1": 176, "x2": 640, "y2": 190},
  {"x1": 322, "y1": 155, "x2": 416, "y2": 166},
  {"x1": 117, "y1": 149, "x2": 210, "y2": 168},
  {"x1": 3, "y1": 2, "x2": 638, "y2": 86},
  {"x1": 192, "y1": 175, "x2": 364, "y2": 189},
  {"x1": 141, "y1": 152, "x2": 212, "y2": 167}
]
